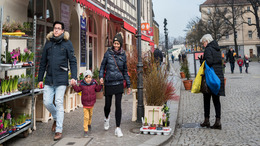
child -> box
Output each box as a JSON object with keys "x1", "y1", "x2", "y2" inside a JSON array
[
  {"x1": 237, "y1": 56, "x2": 243, "y2": 73},
  {"x1": 244, "y1": 55, "x2": 250, "y2": 73},
  {"x1": 72, "y1": 70, "x2": 103, "y2": 137}
]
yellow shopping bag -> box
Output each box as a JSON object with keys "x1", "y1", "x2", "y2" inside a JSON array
[{"x1": 191, "y1": 61, "x2": 205, "y2": 93}]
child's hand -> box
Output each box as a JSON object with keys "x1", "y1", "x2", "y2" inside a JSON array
[
  {"x1": 127, "y1": 88, "x2": 131, "y2": 95},
  {"x1": 100, "y1": 78, "x2": 104, "y2": 85}
]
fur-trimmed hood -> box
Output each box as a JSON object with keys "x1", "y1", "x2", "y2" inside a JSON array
[{"x1": 46, "y1": 31, "x2": 70, "y2": 41}]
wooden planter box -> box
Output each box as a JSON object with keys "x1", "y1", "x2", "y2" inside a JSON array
[
  {"x1": 144, "y1": 105, "x2": 164, "y2": 125},
  {"x1": 64, "y1": 86, "x2": 76, "y2": 113},
  {"x1": 75, "y1": 93, "x2": 83, "y2": 107},
  {"x1": 132, "y1": 89, "x2": 147, "y2": 121},
  {"x1": 35, "y1": 93, "x2": 52, "y2": 123},
  {"x1": 96, "y1": 91, "x2": 104, "y2": 99}
]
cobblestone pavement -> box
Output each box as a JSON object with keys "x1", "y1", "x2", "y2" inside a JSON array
[{"x1": 166, "y1": 62, "x2": 260, "y2": 146}]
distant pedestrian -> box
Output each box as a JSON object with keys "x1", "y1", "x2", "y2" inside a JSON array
[
  {"x1": 182, "y1": 53, "x2": 186, "y2": 62},
  {"x1": 237, "y1": 56, "x2": 243, "y2": 73},
  {"x1": 154, "y1": 46, "x2": 163, "y2": 65},
  {"x1": 226, "y1": 48, "x2": 236, "y2": 73},
  {"x1": 200, "y1": 34, "x2": 225, "y2": 130},
  {"x1": 72, "y1": 70, "x2": 103, "y2": 137},
  {"x1": 178, "y1": 54, "x2": 182, "y2": 62},
  {"x1": 244, "y1": 55, "x2": 250, "y2": 73},
  {"x1": 99, "y1": 32, "x2": 131, "y2": 138},
  {"x1": 171, "y1": 54, "x2": 174, "y2": 63}
]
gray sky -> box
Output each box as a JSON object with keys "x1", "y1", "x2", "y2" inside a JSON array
[{"x1": 153, "y1": 0, "x2": 206, "y2": 38}]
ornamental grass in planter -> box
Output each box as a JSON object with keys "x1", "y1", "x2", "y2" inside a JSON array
[{"x1": 126, "y1": 48, "x2": 138, "y2": 89}]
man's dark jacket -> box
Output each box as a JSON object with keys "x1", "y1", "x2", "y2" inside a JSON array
[
  {"x1": 38, "y1": 31, "x2": 77, "y2": 86},
  {"x1": 154, "y1": 48, "x2": 163, "y2": 63}
]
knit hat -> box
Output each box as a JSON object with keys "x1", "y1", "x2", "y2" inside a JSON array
[
  {"x1": 113, "y1": 32, "x2": 124, "y2": 47},
  {"x1": 84, "y1": 70, "x2": 93, "y2": 77}
]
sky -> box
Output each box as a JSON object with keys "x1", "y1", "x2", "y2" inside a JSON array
[{"x1": 153, "y1": 0, "x2": 206, "y2": 39}]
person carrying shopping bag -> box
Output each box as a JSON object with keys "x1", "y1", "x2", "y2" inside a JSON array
[
  {"x1": 99, "y1": 32, "x2": 131, "y2": 137},
  {"x1": 71, "y1": 70, "x2": 103, "y2": 137},
  {"x1": 199, "y1": 34, "x2": 225, "y2": 130}
]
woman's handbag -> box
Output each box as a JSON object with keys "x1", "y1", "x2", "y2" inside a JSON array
[
  {"x1": 191, "y1": 61, "x2": 205, "y2": 93},
  {"x1": 204, "y1": 62, "x2": 221, "y2": 95},
  {"x1": 200, "y1": 74, "x2": 210, "y2": 94},
  {"x1": 112, "y1": 55, "x2": 127, "y2": 88}
]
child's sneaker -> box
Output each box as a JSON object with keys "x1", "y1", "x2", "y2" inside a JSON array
[
  {"x1": 83, "y1": 131, "x2": 88, "y2": 137},
  {"x1": 88, "y1": 125, "x2": 91, "y2": 132},
  {"x1": 115, "y1": 127, "x2": 123, "y2": 137},
  {"x1": 104, "y1": 117, "x2": 109, "y2": 130}
]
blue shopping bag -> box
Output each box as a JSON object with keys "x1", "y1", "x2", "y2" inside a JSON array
[{"x1": 205, "y1": 62, "x2": 220, "y2": 95}]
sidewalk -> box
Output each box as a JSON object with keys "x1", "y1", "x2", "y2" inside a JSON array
[{"x1": 4, "y1": 62, "x2": 182, "y2": 146}]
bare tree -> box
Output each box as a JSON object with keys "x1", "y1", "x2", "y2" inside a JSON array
[
  {"x1": 200, "y1": 2, "x2": 233, "y2": 42},
  {"x1": 245, "y1": 0, "x2": 260, "y2": 38},
  {"x1": 219, "y1": 0, "x2": 246, "y2": 55},
  {"x1": 185, "y1": 17, "x2": 205, "y2": 47}
]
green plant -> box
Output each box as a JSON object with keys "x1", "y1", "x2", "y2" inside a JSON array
[
  {"x1": 2, "y1": 22, "x2": 13, "y2": 32},
  {"x1": 17, "y1": 79, "x2": 31, "y2": 91},
  {"x1": 162, "y1": 104, "x2": 170, "y2": 127},
  {"x1": 144, "y1": 117, "x2": 148, "y2": 126},
  {"x1": 92, "y1": 67, "x2": 100, "y2": 84},
  {"x1": 79, "y1": 73, "x2": 84, "y2": 81},
  {"x1": 28, "y1": 52, "x2": 34, "y2": 62},
  {"x1": 182, "y1": 60, "x2": 191, "y2": 80},
  {"x1": 22, "y1": 22, "x2": 31, "y2": 32},
  {"x1": 158, "y1": 118, "x2": 162, "y2": 127},
  {"x1": 10, "y1": 21, "x2": 23, "y2": 32}
]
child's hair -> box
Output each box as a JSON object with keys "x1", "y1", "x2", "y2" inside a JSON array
[{"x1": 84, "y1": 70, "x2": 93, "y2": 78}]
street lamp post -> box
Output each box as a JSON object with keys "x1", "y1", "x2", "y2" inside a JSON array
[
  {"x1": 164, "y1": 18, "x2": 169, "y2": 71},
  {"x1": 136, "y1": 0, "x2": 144, "y2": 123}
]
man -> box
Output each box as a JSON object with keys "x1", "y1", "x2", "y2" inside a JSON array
[
  {"x1": 154, "y1": 46, "x2": 163, "y2": 65},
  {"x1": 178, "y1": 53, "x2": 182, "y2": 62},
  {"x1": 38, "y1": 21, "x2": 77, "y2": 141},
  {"x1": 226, "y1": 48, "x2": 236, "y2": 73},
  {"x1": 171, "y1": 54, "x2": 174, "y2": 63}
]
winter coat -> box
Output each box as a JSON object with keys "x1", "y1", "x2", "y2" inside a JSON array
[
  {"x1": 154, "y1": 48, "x2": 163, "y2": 63},
  {"x1": 72, "y1": 79, "x2": 102, "y2": 107},
  {"x1": 38, "y1": 31, "x2": 77, "y2": 86},
  {"x1": 226, "y1": 50, "x2": 236, "y2": 63},
  {"x1": 237, "y1": 59, "x2": 243, "y2": 67},
  {"x1": 244, "y1": 57, "x2": 250, "y2": 67},
  {"x1": 203, "y1": 40, "x2": 225, "y2": 96},
  {"x1": 99, "y1": 48, "x2": 131, "y2": 88}
]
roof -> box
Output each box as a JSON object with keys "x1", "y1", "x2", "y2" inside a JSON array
[{"x1": 201, "y1": 0, "x2": 249, "y2": 5}]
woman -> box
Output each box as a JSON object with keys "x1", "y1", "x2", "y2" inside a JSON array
[
  {"x1": 200, "y1": 34, "x2": 225, "y2": 130},
  {"x1": 99, "y1": 32, "x2": 131, "y2": 137}
]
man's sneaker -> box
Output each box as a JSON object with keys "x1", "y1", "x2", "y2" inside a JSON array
[
  {"x1": 104, "y1": 118, "x2": 109, "y2": 130},
  {"x1": 83, "y1": 131, "x2": 88, "y2": 138},
  {"x1": 115, "y1": 127, "x2": 123, "y2": 137}
]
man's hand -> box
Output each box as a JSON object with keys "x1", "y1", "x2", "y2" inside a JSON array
[
  {"x1": 70, "y1": 79, "x2": 76, "y2": 86},
  {"x1": 100, "y1": 78, "x2": 104, "y2": 85}
]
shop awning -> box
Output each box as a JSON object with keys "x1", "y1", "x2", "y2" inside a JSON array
[
  {"x1": 74, "y1": 0, "x2": 110, "y2": 19},
  {"x1": 110, "y1": 13, "x2": 123, "y2": 22},
  {"x1": 123, "y1": 22, "x2": 136, "y2": 34},
  {"x1": 141, "y1": 34, "x2": 151, "y2": 42},
  {"x1": 149, "y1": 41, "x2": 154, "y2": 46}
]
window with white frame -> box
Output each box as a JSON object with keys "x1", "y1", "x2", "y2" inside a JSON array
[
  {"x1": 248, "y1": 30, "x2": 252, "y2": 38},
  {"x1": 226, "y1": 32, "x2": 229, "y2": 39},
  {"x1": 208, "y1": 8, "x2": 211, "y2": 14},
  {"x1": 248, "y1": 18, "x2": 251, "y2": 25},
  {"x1": 235, "y1": 31, "x2": 238, "y2": 38},
  {"x1": 247, "y1": 6, "x2": 250, "y2": 11}
]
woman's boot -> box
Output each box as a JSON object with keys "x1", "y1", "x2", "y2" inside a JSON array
[
  {"x1": 200, "y1": 117, "x2": 210, "y2": 128},
  {"x1": 211, "y1": 118, "x2": 222, "y2": 130}
]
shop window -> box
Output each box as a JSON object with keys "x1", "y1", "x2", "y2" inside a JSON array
[{"x1": 46, "y1": 0, "x2": 54, "y2": 23}]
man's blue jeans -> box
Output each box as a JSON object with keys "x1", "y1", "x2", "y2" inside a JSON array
[{"x1": 43, "y1": 85, "x2": 66, "y2": 133}]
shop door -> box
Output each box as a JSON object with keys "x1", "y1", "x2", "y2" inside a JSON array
[{"x1": 250, "y1": 49, "x2": 253, "y2": 58}]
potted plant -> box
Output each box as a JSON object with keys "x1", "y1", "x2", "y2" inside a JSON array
[
  {"x1": 182, "y1": 60, "x2": 193, "y2": 90},
  {"x1": 2, "y1": 22, "x2": 13, "y2": 33},
  {"x1": 22, "y1": 22, "x2": 31, "y2": 34},
  {"x1": 11, "y1": 21, "x2": 23, "y2": 32},
  {"x1": 11, "y1": 118, "x2": 16, "y2": 132},
  {"x1": 162, "y1": 104, "x2": 170, "y2": 127},
  {"x1": 180, "y1": 62, "x2": 186, "y2": 78},
  {"x1": 148, "y1": 109, "x2": 156, "y2": 135},
  {"x1": 142, "y1": 117, "x2": 149, "y2": 134},
  {"x1": 25, "y1": 114, "x2": 31, "y2": 121},
  {"x1": 156, "y1": 118, "x2": 163, "y2": 135},
  {"x1": 92, "y1": 67, "x2": 103, "y2": 99}
]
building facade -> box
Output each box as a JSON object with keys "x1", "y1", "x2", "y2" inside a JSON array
[
  {"x1": 200, "y1": 0, "x2": 260, "y2": 58},
  {"x1": 1, "y1": 0, "x2": 156, "y2": 78}
]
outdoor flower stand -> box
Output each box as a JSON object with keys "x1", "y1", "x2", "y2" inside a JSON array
[{"x1": 140, "y1": 127, "x2": 172, "y2": 135}]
